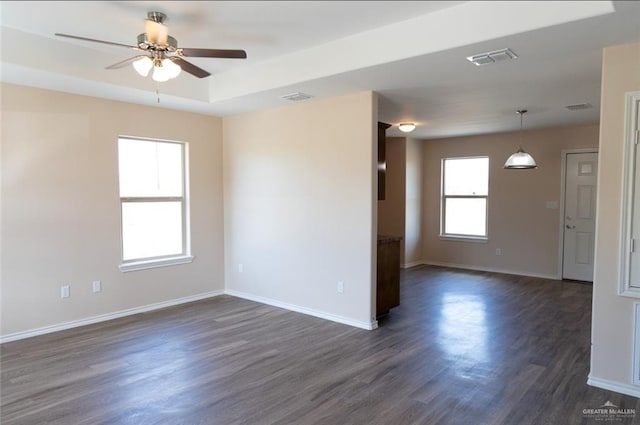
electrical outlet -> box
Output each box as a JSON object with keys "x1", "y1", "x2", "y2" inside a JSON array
[
  {"x1": 337, "y1": 281, "x2": 344, "y2": 293},
  {"x1": 92, "y1": 280, "x2": 102, "y2": 293},
  {"x1": 238, "y1": 263, "x2": 244, "y2": 273},
  {"x1": 61, "y1": 285, "x2": 70, "y2": 298},
  {"x1": 496, "y1": 248, "x2": 502, "y2": 256}
]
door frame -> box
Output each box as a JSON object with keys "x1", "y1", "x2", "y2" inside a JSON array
[{"x1": 558, "y1": 148, "x2": 599, "y2": 280}]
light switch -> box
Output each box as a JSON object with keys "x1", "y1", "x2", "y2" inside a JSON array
[{"x1": 546, "y1": 201, "x2": 559, "y2": 209}]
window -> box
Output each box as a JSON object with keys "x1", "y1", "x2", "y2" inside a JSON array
[
  {"x1": 117, "y1": 137, "x2": 192, "y2": 271},
  {"x1": 441, "y1": 156, "x2": 489, "y2": 239}
]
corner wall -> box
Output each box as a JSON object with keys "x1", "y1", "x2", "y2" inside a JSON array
[
  {"x1": 405, "y1": 137, "x2": 424, "y2": 266},
  {"x1": 376, "y1": 136, "x2": 424, "y2": 268},
  {"x1": 223, "y1": 92, "x2": 377, "y2": 329},
  {"x1": 589, "y1": 42, "x2": 640, "y2": 395},
  {"x1": 1, "y1": 84, "x2": 225, "y2": 338}
]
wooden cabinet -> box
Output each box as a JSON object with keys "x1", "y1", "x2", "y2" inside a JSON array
[
  {"x1": 376, "y1": 235, "x2": 401, "y2": 318},
  {"x1": 378, "y1": 122, "x2": 391, "y2": 201}
]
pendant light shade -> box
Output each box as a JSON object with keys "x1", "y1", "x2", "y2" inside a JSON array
[
  {"x1": 504, "y1": 147, "x2": 537, "y2": 169},
  {"x1": 504, "y1": 110, "x2": 537, "y2": 169}
]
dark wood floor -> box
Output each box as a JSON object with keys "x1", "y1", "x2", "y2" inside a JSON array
[{"x1": 2, "y1": 265, "x2": 639, "y2": 424}]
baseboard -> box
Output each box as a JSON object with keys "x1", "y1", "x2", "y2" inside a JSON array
[
  {"x1": 225, "y1": 289, "x2": 377, "y2": 330},
  {"x1": 422, "y1": 260, "x2": 560, "y2": 280},
  {"x1": 0, "y1": 290, "x2": 224, "y2": 344},
  {"x1": 402, "y1": 260, "x2": 426, "y2": 269},
  {"x1": 587, "y1": 375, "x2": 640, "y2": 398}
]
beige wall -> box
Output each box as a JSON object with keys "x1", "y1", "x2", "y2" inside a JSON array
[
  {"x1": 223, "y1": 92, "x2": 377, "y2": 328},
  {"x1": 1, "y1": 84, "x2": 225, "y2": 336},
  {"x1": 375, "y1": 136, "x2": 423, "y2": 267},
  {"x1": 377, "y1": 137, "x2": 406, "y2": 263},
  {"x1": 590, "y1": 42, "x2": 640, "y2": 389},
  {"x1": 421, "y1": 124, "x2": 599, "y2": 278},
  {"x1": 405, "y1": 137, "x2": 424, "y2": 266}
]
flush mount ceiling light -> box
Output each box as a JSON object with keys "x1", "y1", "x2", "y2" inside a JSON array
[
  {"x1": 398, "y1": 123, "x2": 416, "y2": 133},
  {"x1": 504, "y1": 110, "x2": 537, "y2": 170}
]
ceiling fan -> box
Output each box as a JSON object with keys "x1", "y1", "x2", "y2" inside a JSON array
[{"x1": 55, "y1": 11, "x2": 247, "y2": 81}]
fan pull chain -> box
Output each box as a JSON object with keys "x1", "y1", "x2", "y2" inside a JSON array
[{"x1": 156, "y1": 84, "x2": 160, "y2": 104}]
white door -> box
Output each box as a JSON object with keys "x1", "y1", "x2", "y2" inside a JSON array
[{"x1": 562, "y1": 152, "x2": 598, "y2": 281}]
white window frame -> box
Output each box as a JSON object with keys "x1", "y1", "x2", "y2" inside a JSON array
[
  {"x1": 440, "y1": 156, "x2": 489, "y2": 242},
  {"x1": 619, "y1": 91, "x2": 640, "y2": 297},
  {"x1": 117, "y1": 136, "x2": 193, "y2": 272}
]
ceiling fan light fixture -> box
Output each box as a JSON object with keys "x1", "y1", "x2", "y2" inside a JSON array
[
  {"x1": 162, "y1": 58, "x2": 181, "y2": 79},
  {"x1": 55, "y1": 11, "x2": 247, "y2": 82},
  {"x1": 145, "y1": 19, "x2": 169, "y2": 46},
  {"x1": 398, "y1": 123, "x2": 416, "y2": 133},
  {"x1": 133, "y1": 56, "x2": 153, "y2": 77},
  {"x1": 152, "y1": 64, "x2": 171, "y2": 82}
]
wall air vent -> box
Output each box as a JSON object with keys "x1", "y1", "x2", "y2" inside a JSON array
[
  {"x1": 280, "y1": 92, "x2": 313, "y2": 102},
  {"x1": 466, "y1": 48, "x2": 518, "y2": 66},
  {"x1": 565, "y1": 103, "x2": 593, "y2": 111}
]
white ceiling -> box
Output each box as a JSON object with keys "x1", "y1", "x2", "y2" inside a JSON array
[{"x1": 1, "y1": 1, "x2": 639, "y2": 139}]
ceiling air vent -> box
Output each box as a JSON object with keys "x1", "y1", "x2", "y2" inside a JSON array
[
  {"x1": 280, "y1": 92, "x2": 313, "y2": 102},
  {"x1": 466, "y1": 48, "x2": 518, "y2": 66},
  {"x1": 565, "y1": 103, "x2": 593, "y2": 111}
]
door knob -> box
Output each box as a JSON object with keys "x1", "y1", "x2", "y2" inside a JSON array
[{"x1": 566, "y1": 224, "x2": 576, "y2": 229}]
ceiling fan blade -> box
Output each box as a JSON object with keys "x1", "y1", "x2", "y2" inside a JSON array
[
  {"x1": 180, "y1": 48, "x2": 247, "y2": 59},
  {"x1": 105, "y1": 56, "x2": 147, "y2": 70},
  {"x1": 55, "y1": 33, "x2": 139, "y2": 50},
  {"x1": 172, "y1": 58, "x2": 211, "y2": 78}
]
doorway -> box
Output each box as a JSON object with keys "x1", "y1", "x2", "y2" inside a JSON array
[{"x1": 561, "y1": 150, "x2": 599, "y2": 282}]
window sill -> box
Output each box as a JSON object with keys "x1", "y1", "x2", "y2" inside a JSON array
[
  {"x1": 119, "y1": 255, "x2": 194, "y2": 273},
  {"x1": 439, "y1": 235, "x2": 488, "y2": 243}
]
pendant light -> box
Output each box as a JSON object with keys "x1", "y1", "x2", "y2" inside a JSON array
[{"x1": 504, "y1": 110, "x2": 537, "y2": 169}]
